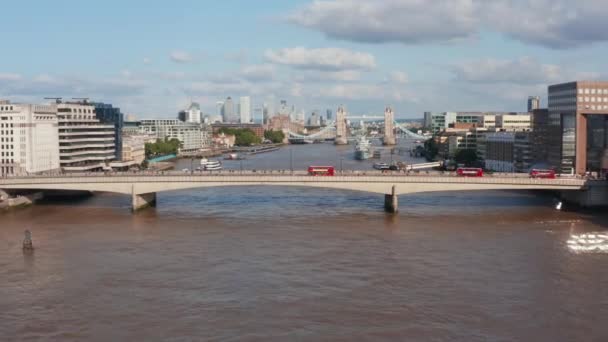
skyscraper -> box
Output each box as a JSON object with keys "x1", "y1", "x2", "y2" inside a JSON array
[
  {"x1": 239, "y1": 96, "x2": 251, "y2": 123},
  {"x1": 223, "y1": 97, "x2": 237, "y2": 123},
  {"x1": 326, "y1": 109, "x2": 333, "y2": 120},
  {"x1": 527, "y1": 96, "x2": 541, "y2": 112},
  {"x1": 216, "y1": 101, "x2": 224, "y2": 121}
]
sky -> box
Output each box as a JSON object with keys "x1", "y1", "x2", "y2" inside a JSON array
[{"x1": 1, "y1": 0, "x2": 607, "y2": 119}]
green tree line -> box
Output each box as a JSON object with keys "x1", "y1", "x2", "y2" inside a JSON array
[
  {"x1": 264, "y1": 130, "x2": 285, "y2": 143},
  {"x1": 145, "y1": 138, "x2": 182, "y2": 158},
  {"x1": 218, "y1": 128, "x2": 262, "y2": 146}
]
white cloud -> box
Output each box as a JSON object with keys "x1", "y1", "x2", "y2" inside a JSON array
[
  {"x1": 290, "y1": 0, "x2": 608, "y2": 49},
  {"x1": 483, "y1": 0, "x2": 608, "y2": 48},
  {"x1": 240, "y1": 64, "x2": 276, "y2": 82},
  {"x1": 294, "y1": 70, "x2": 362, "y2": 83},
  {"x1": 0, "y1": 73, "x2": 22, "y2": 81},
  {"x1": 289, "y1": 0, "x2": 476, "y2": 44},
  {"x1": 225, "y1": 49, "x2": 249, "y2": 63},
  {"x1": 170, "y1": 50, "x2": 194, "y2": 63},
  {"x1": 0, "y1": 73, "x2": 147, "y2": 98},
  {"x1": 388, "y1": 71, "x2": 408, "y2": 84},
  {"x1": 451, "y1": 57, "x2": 600, "y2": 84},
  {"x1": 265, "y1": 47, "x2": 376, "y2": 71}
]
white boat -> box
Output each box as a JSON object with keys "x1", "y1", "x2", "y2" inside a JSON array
[
  {"x1": 200, "y1": 158, "x2": 222, "y2": 171},
  {"x1": 354, "y1": 135, "x2": 372, "y2": 160}
]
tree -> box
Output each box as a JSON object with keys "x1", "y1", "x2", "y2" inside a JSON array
[
  {"x1": 145, "y1": 138, "x2": 181, "y2": 158},
  {"x1": 219, "y1": 128, "x2": 261, "y2": 146},
  {"x1": 423, "y1": 138, "x2": 439, "y2": 161},
  {"x1": 264, "y1": 130, "x2": 285, "y2": 143},
  {"x1": 454, "y1": 149, "x2": 479, "y2": 167}
]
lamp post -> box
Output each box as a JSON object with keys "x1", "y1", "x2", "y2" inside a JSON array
[
  {"x1": 240, "y1": 159, "x2": 243, "y2": 174},
  {"x1": 190, "y1": 158, "x2": 194, "y2": 174},
  {"x1": 340, "y1": 157, "x2": 344, "y2": 173}
]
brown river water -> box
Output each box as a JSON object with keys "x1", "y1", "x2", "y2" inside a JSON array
[{"x1": 2, "y1": 143, "x2": 608, "y2": 341}]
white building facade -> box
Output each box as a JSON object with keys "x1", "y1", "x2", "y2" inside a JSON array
[
  {"x1": 139, "y1": 119, "x2": 211, "y2": 153},
  {"x1": 57, "y1": 103, "x2": 116, "y2": 172},
  {"x1": 239, "y1": 96, "x2": 251, "y2": 123},
  {"x1": 0, "y1": 102, "x2": 60, "y2": 176},
  {"x1": 185, "y1": 102, "x2": 202, "y2": 124}
]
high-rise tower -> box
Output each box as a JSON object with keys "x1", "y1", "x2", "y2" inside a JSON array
[{"x1": 383, "y1": 107, "x2": 396, "y2": 145}]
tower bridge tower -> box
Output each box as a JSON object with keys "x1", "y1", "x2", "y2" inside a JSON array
[{"x1": 335, "y1": 105, "x2": 348, "y2": 145}]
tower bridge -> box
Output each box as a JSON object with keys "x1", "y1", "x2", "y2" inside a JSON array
[
  {"x1": 288, "y1": 106, "x2": 429, "y2": 144},
  {"x1": 0, "y1": 172, "x2": 594, "y2": 213}
]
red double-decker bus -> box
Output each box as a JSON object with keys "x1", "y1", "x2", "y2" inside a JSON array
[
  {"x1": 529, "y1": 169, "x2": 556, "y2": 179},
  {"x1": 308, "y1": 166, "x2": 335, "y2": 176},
  {"x1": 456, "y1": 167, "x2": 483, "y2": 177}
]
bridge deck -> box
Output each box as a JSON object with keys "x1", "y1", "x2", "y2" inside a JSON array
[{"x1": 0, "y1": 172, "x2": 588, "y2": 191}]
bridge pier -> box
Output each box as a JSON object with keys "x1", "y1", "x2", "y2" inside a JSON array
[
  {"x1": 384, "y1": 185, "x2": 398, "y2": 213},
  {"x1": 132, "y1": 192, "x2": 157, "y2": 212}
]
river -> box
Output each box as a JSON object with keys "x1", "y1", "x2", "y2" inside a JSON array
[{"x1": 1, "y1": 141, "x2": 608, "y2": 341}]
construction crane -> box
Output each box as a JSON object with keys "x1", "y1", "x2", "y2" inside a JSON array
[{"x1": 44, "y1": 97, "x2": 63, "y2": 104}]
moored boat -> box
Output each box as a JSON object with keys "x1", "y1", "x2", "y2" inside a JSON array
[
  {"x1": 354, "y1": 135, "x2": 372, "y2": 160},
  {"x1": 200, "y1": 158, "x2": 222, "y2": 171}
]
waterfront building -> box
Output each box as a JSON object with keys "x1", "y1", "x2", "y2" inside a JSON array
[
  {"x1": 121, "y1": 135, "x2": 146, "y2": 165},
  {"x1": 514, "y1": 132, "x2": 533, "y2": 172},
  {"x1": 479, "y1": 131, "x2": 533, "y2": 173},
  {"x1": 531, "y1": 108, "x2": 550, "y2": 164},
  {"x1": 528, "y1": 96, "x2": 541, "y2": 112},
  {"x1": 0, "y1": 102, "x2": 60, "y2": 176},
  {"x1": 547, "y1": 81, "x2": 608, "y2": 174},
  {"x1": 139, "y1": 119, "x2": 209, "y2": 153},
  {"x1": 57, "y1": 102, "x2": 116, "y2": 172},
  {"x1": 239, "y1": 96, "x2": 251, "y2": 123},
  {"x1": 481, "y1": 132, "x2": 515, "y2": 172},
  {"x1": 93, "y1": 102, "x2": 124, "y2": 161},
  {"x1": 267, "y1": 114, "x2": 304, "y2": 134}
]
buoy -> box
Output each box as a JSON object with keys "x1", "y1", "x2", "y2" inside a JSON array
[{"x1": 23, "y1": 230, "x2": 34, "y2": 251}]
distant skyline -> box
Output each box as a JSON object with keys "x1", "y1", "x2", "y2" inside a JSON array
[{"x1": 1, "y1": 0, "x2": 607, "y2": 118}]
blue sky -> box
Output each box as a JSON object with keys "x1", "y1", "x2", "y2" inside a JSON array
[{"x1": 1, "y1": 0, "x2": 607, "y2": 118}]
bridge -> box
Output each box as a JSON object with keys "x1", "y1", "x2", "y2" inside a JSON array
[
  {"x1": 287, "y1": 106, "x2": 430, "y2": 143},
  {"x1": 0, "y1": 172, "x2": 590, "y2": 213}
]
